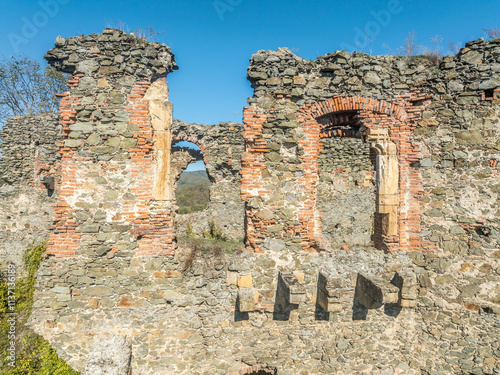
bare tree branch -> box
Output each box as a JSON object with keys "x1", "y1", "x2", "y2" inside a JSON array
[
  {"x1": 483, "y1": 27, "x2": 500, "y2": 40},
  {"x1": 397, "y1": 31, "x2": 421, "y2": 57},
  {"x1": 447, "y1": 39, "x2": 462, "y2": 55},
  {"x1": 0, "y1": 56, "x2": 69, "y2": 125}
]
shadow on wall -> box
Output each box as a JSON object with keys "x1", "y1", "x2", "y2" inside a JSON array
[
  {"x1": 234, "y1": 294, "x2": 249, "y2": 322},
  {"x1": 314, "y1": 281, "x2": 330, "y2": 322}
]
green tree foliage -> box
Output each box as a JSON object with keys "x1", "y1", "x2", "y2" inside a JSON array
[
  {"x1": 176, "y1": 183, "x2": 210, "y2": 214},
  {"x1": 0, "y1": 244, "x2": 79, "y2": 374},
  {"x1": 0, "y1": 56, "x2": 69, "y2": 125},
  {"x1": 175, "y1": 170, "x2": 211, "y2": 214}
]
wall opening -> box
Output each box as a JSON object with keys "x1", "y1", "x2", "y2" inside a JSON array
[
  {"x1": 481, "y1": 88, "x2": 499, "y2": 101},
  {"x1": 304, "y1": 98, "x2": 409, "y2": 252},
  {"x1": 171, "y1": 141, "x2": 212, "y2": 237},
  {"x1": 316, "y1": 112, "x2": 376, "y2": 248},
  {"x1": 176, "y1": 165, "x2": 210, "y2": 214}
]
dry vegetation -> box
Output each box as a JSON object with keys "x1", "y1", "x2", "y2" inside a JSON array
[{"x1": 484, "y1": 26, "x2": 500, "y2": 39}]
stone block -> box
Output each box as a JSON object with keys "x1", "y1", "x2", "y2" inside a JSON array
[
  {"x1": 393, "y1": 271, "x2": 418, "y2": 308},
  {"x1": 276, "y1": 271, "x2": 306, "y2": 309},
  {"x1": 294, "y1": 76, "x2": 306, "y2": 85},
  {"x1": 166, "y1": 270, "x2": 182, "y2": 278},
  {"x1": 119, "y1": 296, "x2": 134, "y2": 307},
  {"x1": 263, "y1": 238, "x2": 286, "y2": 252},
  {"x1": 316, "y1": 271, "x2": 353, "y2": 313},
  {"x1": 64, "y1": 139, "x2": 82, "y2": 148},
  {"x1": 355, "y1": 274, "x2": 399, "y2": 309},
  {"x1": 228, "y1": 257, "x2": 252, "y2": 272},
  {"x1": 51, "y1": 286, "x2": 70, "y2": 294},
  {"x1": 69, "y1": 122, "x2": 93, "y2": 132},
  {"x1": 120, "y1": 138, "x2": 138, "y2": 150},
  {"x1": 237, "y1": 273, "x2": 253, "y2": 288},
  {"x1": 82, "y1": 286, "x2": 113, "y2": 297},
  {"x1": 238, "y1": 288, "x2": 259, "y2": 312},
  {"x1": 399, "y1": 299, "x2": 417, "y2": 308},
  {"x1": 226, "y1": 271, "x2": 238, "y2": 285},
  {"x1": 90, "y1": 146, "x2": 114, "y2": 154}
]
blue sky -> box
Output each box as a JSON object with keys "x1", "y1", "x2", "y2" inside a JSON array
[{"x1": 2, "y1": 0, "x2": 499, "y2": 170}]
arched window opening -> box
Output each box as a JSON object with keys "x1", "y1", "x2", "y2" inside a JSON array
[{"x1": 171, "y1": 140, "x2": 215, "y2": 244}]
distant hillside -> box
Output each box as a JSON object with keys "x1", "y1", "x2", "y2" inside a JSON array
[
  {"x1": 176, "y1": 170, "x2": 211, "y2": 214},
  {"x1": 177, "y1": 170, "x2": 210, "y2": 187}
]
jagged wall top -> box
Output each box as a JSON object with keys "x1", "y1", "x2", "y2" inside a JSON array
[
  {"x1": 247, "y1": 38, "x2": 500, "y2": 106},
  {"x1": 44, "y1": 28, "x2": 178, "y2": 82}
]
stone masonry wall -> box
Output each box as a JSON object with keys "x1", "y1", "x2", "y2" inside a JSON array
[
  {"x1": 30, "y1": 246, "x2": 500, "y2": 374},
  {"x1": 28, "y1": 30, "x2": 500, "y2": 375},
  {"x1": 243, "y1": 50, "x2": 430, "y2": 252},
  {"x1": 243, "y1": 37, "x2": 500, "y2": 255},
  {"x1": 0, "y1": 113, "x2": 61, "y2": 186},
  {"x1": 0, "y1": 113, "x2": 61, "y2": 273}
]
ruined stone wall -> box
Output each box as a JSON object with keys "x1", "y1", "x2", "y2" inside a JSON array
[
  {"x1": 243, "y1": 37, "x2": 500, "y2": 256},
  {"x1": 243, "y1": 50, "x2": 429, "y2": 252},
  {"x1": 0, "y1": 113, "x2": 61, "y2": 272},
  {"x1": 42, "y1": 28, "x2": 178, "y2": 258},
  {"x1": 236, "y1": 36, "x2": 500, "y2": 370},
  {"x1": 0, "y1": 113, "x2": 61, "y2": 186},
  {"x1": 28, "y1": 30, "x2": 500, "y2": 375},
  {"x1": 408, "y1": 38, "x2": 500, "y2": 322},
  {"x1": 30, "y1": 245, "x2": 500, "y2": 375}
]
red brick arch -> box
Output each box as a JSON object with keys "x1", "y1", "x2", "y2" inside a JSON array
[
  {"x1": 171, "y1": 135, "x2": 217, "y2": 186},
  {"x1": 306, "y1": 96, "x2": 409, "y2": 122},
  {"x1": 172, "y1": 134, "x2": 208, "y2": 158},
  {"x1": 297, "y1": 95, "x2": 428, "y2": 252}
]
